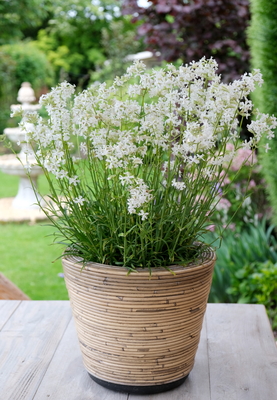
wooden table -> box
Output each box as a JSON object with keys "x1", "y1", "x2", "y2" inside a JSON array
[{"x1": 1, "y1": 301, "x2": 277, "y2": 400}]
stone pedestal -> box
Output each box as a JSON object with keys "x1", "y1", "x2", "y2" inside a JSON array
[{"x1": 0, "y1": 82, "x2": 48, "y2": 222}]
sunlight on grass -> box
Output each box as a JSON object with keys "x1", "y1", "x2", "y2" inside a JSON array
[
  {"x1": 0, "y1": 171, "x2": 68, "y2": 299},
  {"x1": 0, "y1": 223, "x2": 68, "y2": 300},
  {"x1": 0, "y1": 171, "x2": 19, "y2": 197}
]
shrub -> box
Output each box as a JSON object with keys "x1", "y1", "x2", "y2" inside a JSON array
[
  {"x1": 0, "y1": 41, "x2": 54, "y2": 91},
  {"x1": 0, "y1": 51, "x2": 17, "y2": 133},
  {"x1": 0, "y1": 41, "x2": 54, "y2": 133},
  {"x1": 123, "y1": 0, "x2": 250, "y2": 82},
  {"x1": 248, "y1": 0, "x2": 277, "y2": 225},
  {"x1": 208, "y1": 220, "x2": 277, "y2": 304},
  {"x1": 228, "y1": 260, "x2": 277, "y2": 329}
]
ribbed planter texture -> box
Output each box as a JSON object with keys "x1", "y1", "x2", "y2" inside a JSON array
[{"x1": 62, "y1": 247, "x2": 216, "y2": 395}]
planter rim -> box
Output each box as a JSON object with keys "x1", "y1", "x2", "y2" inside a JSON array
[{"x1": 62, "y1": 245, "x2": 216, "y2": 276}]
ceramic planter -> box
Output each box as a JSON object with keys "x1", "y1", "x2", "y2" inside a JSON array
[{"x1": 62, "y1": 247, "x2": 216, "y2": 394}]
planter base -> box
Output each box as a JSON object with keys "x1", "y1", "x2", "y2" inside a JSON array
[{"x1": 88, "y1": 373, "x2": 189, "y2": 395}]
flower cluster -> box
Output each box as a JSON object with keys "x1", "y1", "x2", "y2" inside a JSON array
[{"x1": 20, "y1": 58, "x2": 276, "y2": 269}]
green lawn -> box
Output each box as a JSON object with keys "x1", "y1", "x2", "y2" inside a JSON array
[
  {"x1": 0, "y1": 171, "x2": 19, "y2": 197},
  {"x1": 0, "y1": 170, "x2": 68, "y2": 299}
]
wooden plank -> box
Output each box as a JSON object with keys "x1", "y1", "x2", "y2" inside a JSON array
[
  {"x1": 0, "y1": 274, "x2": 30, "y2": 300},
  {"x1": 206, "y1": 303, "x2": 277, "y2": 400},
  {"x1": 0, "y1": 300, "x2": 21, "y2": 330},
  {"x1": 129, "y1": 312, "x2": 211, "y2": 400},
  {"x1": 33, "y1": 318, "x2": 128, "y2": 400},
  {"x1": 0, "y1": 301, "x2": 72, "y2": 400},
  {"x1": 1, "y1": 302, "x2": 277, "y2": 400}
]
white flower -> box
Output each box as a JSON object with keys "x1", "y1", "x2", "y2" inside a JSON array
[
  {"x1": 24, "y1": 162, "x2": 32, "y2": 173},
  {"x1": 79, "y1": 142, "x2": 88, "y2": 155},
  {"x1": 73, "y1": 196, "x2": 85, "y2": 205},
  {"x1": 138, "y1": 210, "x2": 149, "y2": 221},
  {"x1": 68, "y1": 176, "x2": 80, "y2": 186},
  {"x1": 56, "y1": 170, "x2": 68, "y2": 179},
  {"x1": 172, "y1": 179, "x2": 186, "y2": 190},
  {"x1": 264, "y1": 143, "x2": 271, "y2": 153},
  {"x1": 126, "y1": 60, "x2": 147, "y2": 77},
  {"x1": 119, "y1": 173, "x2": 135, "y2": 185},
  {"x1": 247, "y1": 113, "x2": 277, "y2": 143},
  {"x1": 127, "y1": 179, "x2": 153, "y2": 215}
]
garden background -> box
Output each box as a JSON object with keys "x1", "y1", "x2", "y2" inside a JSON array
[{"x1": 0, "y1": 0, "x2": 276, "y2": 333}]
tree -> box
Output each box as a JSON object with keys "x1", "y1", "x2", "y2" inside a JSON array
[
  {"x1": 0, "y1": 1, "x2": 142, "y2": 131},
  {"x1": 34, "y1": 0, "x2": 130, "y2": 86},
  {"x1": 0, "y1": 1, "x2": 129, "y2": 86},
  {"x1": 0, "y1": 0, "x2": 51, "y2": 44},
  {"x1": 122, "y1": 0, "x2": 250, "y2": 81}
]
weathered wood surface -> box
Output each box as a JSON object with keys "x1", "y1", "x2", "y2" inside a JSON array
[
  {"x1": 33, "y1": 318, "x2": 127, "y2": 400},
  {"x1": 0, "y1": 301, "x2": 72, "y2": 400},
  {"x1": 0, "y1": 301, "x2": 276, "y2": 400},
  {"x1": 0, "y1": 300, "x2": 21, "y2": 330},
  {"x1": 206, "y1": 304, "x2": 277, "y2": 400}
]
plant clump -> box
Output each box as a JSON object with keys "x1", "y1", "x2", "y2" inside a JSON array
[{"x1": 18, "y1": 58, "x2": 276, "y2": 271}]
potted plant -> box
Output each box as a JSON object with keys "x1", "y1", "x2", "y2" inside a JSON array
[{"x1": 17, "y1": 58, "x2": 276, "y2": 394}]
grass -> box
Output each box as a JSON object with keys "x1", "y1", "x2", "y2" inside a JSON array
[
  {"x1": 0, "y1": 170, "x2": 19, "y2": 197},
  {"x1": 0, "y1": 169, "x2": 68, "y2": 300},
  {"x1": 0, "y1": 223, "x2": 68, "y2": 299}
]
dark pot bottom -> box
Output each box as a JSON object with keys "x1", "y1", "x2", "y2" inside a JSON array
[{"x1": 88, "y1": 373, "x2": 189, "y2": 395}]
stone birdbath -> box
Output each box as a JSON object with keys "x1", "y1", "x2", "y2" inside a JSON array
[{"x1": 0, "y1": 83, "x2": 46, "y2": 222}]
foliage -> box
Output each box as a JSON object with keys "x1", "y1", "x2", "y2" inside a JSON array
[
  {"x1": 122, "y1": 0, "x2": 250, "y2": 82},
  {"x1": 207, "y1": 232, "x2": 240, "y2": 303},
  {"x1": 17, "y1": 59, "x2": 276, "y2": 272},
  {"x1": 0, "y1": 0, "x2": 137, "y2": 88},
  {"x1": 228, "y1": 260, "x2": 277, "y2": 329},
  {"x1": 0, "y1": 41, "x2": 54, "y2": 134},
  {"x1": 0, "y1": 41, "x2": 54, "y2": 90},
  {"x1": 89, "y1": 17, "x2": 143, "y2": 85},
  {"x1": 209, "y1": 220, "x2": 277, "y2": 304},
  {"x1": 0, "y1": 1, "x2": 142, "y2": 89},
  {"x1": 0, "y1": 51, "x2": 17, "y2": 134},
  {"x1": 248, "y1": 0, "x2": 277, "y2": 226},
  {"x1": 34, "y1": 1, "x2": 125, "y2": 86},
  {"x1": 0, "y1": 0, "x2": 50, "y2": 44}
]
